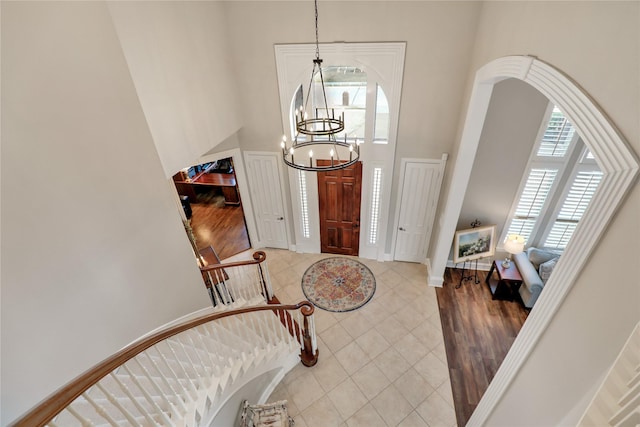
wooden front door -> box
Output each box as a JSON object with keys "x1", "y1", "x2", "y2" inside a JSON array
[{"x1": 317, "y1": 160, "x2": 362, "y2": 255}]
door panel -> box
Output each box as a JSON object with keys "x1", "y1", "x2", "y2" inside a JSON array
[
  {"x1": 244, "y1": 153, "x2": 288, "y2": 249},
  {"x1": 395, "y1": 161, "x2": 441, "y2": 262},
  {"x1": 318, "y1": 161, "x2": 362, "y2": 255}
]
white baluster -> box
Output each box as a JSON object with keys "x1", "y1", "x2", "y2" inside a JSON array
[
  {"x1": 153, "y1": 346, "x2": 196, "y2": 404},
  {"x1": 185, "y1": 332, "x2": 211, "y2": 375},
  {"x1": 94, "y1": 383, "x2": 140, "y2": 426},
  {"x1": 173, "y1": 337, "x2": 207, "y2": 389},
  {"x1": 108, "y1": 372, "x2": 159, "y2": 426},
  {"x1": 160, "y1": 342, "x2": 200, "y2": 396},
  {"x1": 231, "y1": 316, "x2": 249, "y2": 359},
  {"x1": 296, "y1": 311, "x2": 305, "y2": 351},
  {"x1": 66, "y1": 404, "x2": 97, "y2": 427},
  {"x1": 192, "y1": 328, "x2": 220, "y2": 376},
  {"x1": 135, "y1": 353, "x2": 188, "y2": 413},
  {"x1": 248, "y1": 312, "x2": 267, "y2": 352},
  {"x1": 247, "y1": 265, "x2": 260, "y2": 302},
  {"x1": 122, "y1": 364, "x2": 176, "y2": 426},
  {"x1": 309, "y1": 313, "x2": 318, "y2": 354},
  {"x1": 270, "y1": 308, "x2": 286, "y2": 345}
]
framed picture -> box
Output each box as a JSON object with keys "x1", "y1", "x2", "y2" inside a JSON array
[{"x1": 453, "y1": 225, "x2": 496, "y2": 263}]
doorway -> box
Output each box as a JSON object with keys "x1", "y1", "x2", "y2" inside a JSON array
[
  {"x1": 173, "y1": 157, "x2": 251, "y2": 260},
  {"x1": 317, "y1": 160, "x2": 362, "y2": 255}
]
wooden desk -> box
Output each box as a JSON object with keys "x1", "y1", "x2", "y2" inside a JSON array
[{"x1": 174, "y1": 170, "x2": 241, "y2": 205}]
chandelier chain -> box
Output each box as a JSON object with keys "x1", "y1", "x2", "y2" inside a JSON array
[{"x1": 314, "y1": 0, "x2": 320, "y2": 60}]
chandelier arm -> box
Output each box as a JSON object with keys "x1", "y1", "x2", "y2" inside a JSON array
[
  {"x1": 303, "y1": 65, "x2": 317, "y2": 123},
  {"x1": 316, "y1": 66, "x2": 332, "y2": 120}
]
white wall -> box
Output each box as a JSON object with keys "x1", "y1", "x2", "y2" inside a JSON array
[
  {"x1": 108, "y1": 1, "x2": 243, "y2": 178},
  {"x1": 465, "y1": 2, "x2": 640, "y2": 425},
  {"x1": 0, "y1": 2, "x2": 209, "y2": 423}
]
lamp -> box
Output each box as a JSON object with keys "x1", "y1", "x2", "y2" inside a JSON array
[
  {"x1": 502, "y1": 234, "x2": 525, "y2": 268},
  {"x1": 279, "y1": 0, "x2": 360, "y2": 172}
]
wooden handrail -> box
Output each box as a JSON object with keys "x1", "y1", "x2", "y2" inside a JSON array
[
  {"x1": 11, "y1": 301, "x2": 315, "y2": 427},
  {"x1": 200, "y1": 250, "x2": 266, "y2": 272}
]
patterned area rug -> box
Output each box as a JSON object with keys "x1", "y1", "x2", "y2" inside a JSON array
[{"x1": 301, "y1": 257, "x2": 376, "y2": 312}]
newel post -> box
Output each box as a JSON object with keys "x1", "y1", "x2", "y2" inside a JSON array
[{"x1": 300, "y1": 304, "x2": 318, "y2": 367}]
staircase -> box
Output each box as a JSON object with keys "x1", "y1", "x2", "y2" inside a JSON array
[
  {"x1": 578, "y1": 322, "x2": 640, "y2": 427},
  {"x1": 12, "y1": 253, "x2": 317, "y2": 427}
]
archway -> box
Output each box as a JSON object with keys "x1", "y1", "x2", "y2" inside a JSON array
[{"x1": 429, "y1": 56, "x2": 638, "y2": 424}]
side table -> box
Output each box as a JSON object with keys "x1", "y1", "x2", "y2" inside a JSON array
[{"x1": 485, "y1": 260, "x2": 523, "y2": 301}]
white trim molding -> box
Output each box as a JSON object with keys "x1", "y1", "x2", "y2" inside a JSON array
[{"x1": 429, "y1": 56, "x2": 639, "y2": 425}]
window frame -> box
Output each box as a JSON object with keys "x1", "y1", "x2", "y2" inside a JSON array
[
  {"x1": 539, "y1": 146, "x2": 603, "y2": 249},
  {"x1": 499, "y1": 103, "x2": 584, "y2": 250}
]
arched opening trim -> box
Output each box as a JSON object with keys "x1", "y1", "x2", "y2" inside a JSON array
[{"x1": 429, "y1": 55, "x2": 638, "y2": 424}]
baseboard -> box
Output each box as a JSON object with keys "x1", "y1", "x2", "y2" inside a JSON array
[
  {"x1": 425, "y1": 260, "x2": 443, "y2": 287},
  {"x1": 427, "y1": 274, "x2": 444, "y2": 287}
]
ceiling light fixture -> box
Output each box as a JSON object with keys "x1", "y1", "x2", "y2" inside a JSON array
[{"x1": 279, "y1": 0, "x2": 361, "y2": 172}]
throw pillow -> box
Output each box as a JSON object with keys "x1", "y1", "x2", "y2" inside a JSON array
[
  {"x1": 528, "y1": 247, "x2": 559, "y2": 269},
  {"x1": 539, "y1": 256, "x2": 559, "y2": 284}
]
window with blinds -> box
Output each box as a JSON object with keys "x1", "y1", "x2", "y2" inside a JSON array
[
  {"x1": 298, "y1": 170, "x2": 310, "y2": 238},
  {"x1": 502, "y1": 104, "x2": 602, "y2": 251},
  {"x1": 537, "y1": 106, "x2": 575, "y2": 157},
  {"x1": 506, "y1": 168, "x2": 558, "y2": 242},
  {"x1": 543, "y1": 169, "x2": 603, "y2": 249},
  {"x1": 368, "y1": 167, "x2": 383, "y2": 244}
]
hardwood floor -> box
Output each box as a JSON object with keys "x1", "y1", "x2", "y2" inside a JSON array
[
  {"x1": 436, "y1": 267, "x2": 529, "y2": 426},
  {"x1": 188, "y1": 191, "x2": 251, "y2": 261}
]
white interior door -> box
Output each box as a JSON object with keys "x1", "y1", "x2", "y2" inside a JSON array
[
  {"x1": 244, "y1": 152, "x2": 288, "y2": 249},
  {"x1": 394, "y1": 158, "x2": 446, "y2": 262}
]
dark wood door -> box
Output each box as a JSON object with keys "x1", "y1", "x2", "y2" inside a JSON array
[{"x1": 317, "y1": 160, "x2": 362, "y2": 255}]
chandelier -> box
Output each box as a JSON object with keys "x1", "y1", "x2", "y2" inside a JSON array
[{"x1": 279, "y1": 0, "x2": 361, "y2": 172}]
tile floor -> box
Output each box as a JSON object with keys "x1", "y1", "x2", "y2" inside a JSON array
[{"x1": 258, "y1": 249, "x2": 457, "y2": 427}]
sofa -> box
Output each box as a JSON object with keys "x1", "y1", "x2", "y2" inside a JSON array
[{"x1": 513, "y1": 247, "x2": 561, "y2": 308}]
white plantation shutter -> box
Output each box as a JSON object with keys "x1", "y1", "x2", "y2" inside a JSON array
[
  {"x1": 537, "y1": 106, "x2": 575, "y2": 157},
  {"x1": 506, "y1": 168, "x2": 558, "y2": 243},
  {"x1": 544, "y1": 170, "x2": 603, "y2": 249},
  {"x1": 501, "y1": 104, "x2": 586, "y2": 249}
]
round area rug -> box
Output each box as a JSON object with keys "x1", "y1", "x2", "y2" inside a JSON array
[{"x1": 301, "y1": 257, "x2": 376, "y2": 312}]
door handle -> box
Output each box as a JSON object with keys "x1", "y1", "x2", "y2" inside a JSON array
[
  {"x1": 277, "y1": 217, "x2": 284, "y2": 221},
  {"x1": 399, "y1": 227, "x2": 406, "y2": 231}
]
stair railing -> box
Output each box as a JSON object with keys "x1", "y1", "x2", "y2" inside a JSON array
[
  {"x1": 11, "y1": 302, "x2": 318, "y2": 427},
  {"x1": 200, "y1": 251, "x2": 275, "y2": 307}
]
